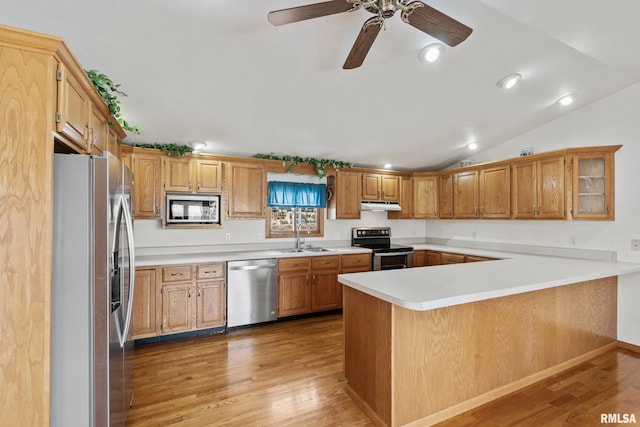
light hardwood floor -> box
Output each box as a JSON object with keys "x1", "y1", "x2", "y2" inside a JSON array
[{"x1": 127, "y1": 313, "x2": 640, "y2": 427}]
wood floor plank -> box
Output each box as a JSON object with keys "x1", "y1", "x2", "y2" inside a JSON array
[{"x1": 127, "y1": 313, "x2": 640, "y2": 427}]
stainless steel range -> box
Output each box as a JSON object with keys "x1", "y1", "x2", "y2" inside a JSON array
[{"x1": 351, "y1": 227, "x2": 414, "y2": 270}]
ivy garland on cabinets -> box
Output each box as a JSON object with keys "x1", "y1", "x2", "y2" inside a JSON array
[
  {"x1": 125, "y1": 143, "x2": 192, "y2": 157},
  {"x1": 254, "y1": 153, "x2": 353, "y2": 178},
  {"x1": 85, "y1": 69, "x2": 140, "y2": 135}
]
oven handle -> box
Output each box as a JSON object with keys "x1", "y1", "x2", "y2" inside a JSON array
[{"x1": 374, "y1": 251, "x2": 414, "y2": 257}]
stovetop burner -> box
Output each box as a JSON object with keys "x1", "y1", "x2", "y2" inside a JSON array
[{"x1": 351, "y1": 227, "x2": 414, "y2": 254}]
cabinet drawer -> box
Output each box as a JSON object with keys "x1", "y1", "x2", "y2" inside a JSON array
[
  {"x1": 278, "y1": 257, "x2": 311, "y2": 272},
  {"x1": 465, "y1": 255, "x2": 496, "y2": 263},
  {"x1": 341, "y1": 253, "x2": 371, "y2": 270},
  {"x1": 161, "y1": 265, "x2": 193, "y2": 282},
  {"x1": 311, "y1": 255, "x2": 340, "y2": 271},
  {"x1": 196, "y1": 263, "x2": 225, "y2": 280},
  {"x1": 441, "y1": 252, "x2": 466, "y2": 264}
]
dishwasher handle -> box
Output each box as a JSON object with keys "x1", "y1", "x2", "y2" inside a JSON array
[{"x1": 229, "y1": 263, "x2": 277, "y2": 271}]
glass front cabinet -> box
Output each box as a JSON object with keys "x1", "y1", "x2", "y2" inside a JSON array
[{"x1": 571, "y1": 147, "x2": 619, "y2": 220}]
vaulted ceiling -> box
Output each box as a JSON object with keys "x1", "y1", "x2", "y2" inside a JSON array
[{"x1": 4, "y1": 0, "x2": 640, "y2": 170}]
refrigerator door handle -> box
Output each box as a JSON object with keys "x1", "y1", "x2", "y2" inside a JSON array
[{"x1": 120, "y1": 195, "x2": 136, "y2": 347}]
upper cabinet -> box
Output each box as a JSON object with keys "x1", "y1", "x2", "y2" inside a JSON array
[
  {"x1": 388, "y1": 176, "x2": 413, "y2": 220},
  {"x1": 226, "y1": 162, "x2": 266, "y2": 218},
  {"x1": 413, "y1": 175, "x2": 439, "y2": 219},
  {"x1": 164, "y1": 157, "x2": 222, "y2": 194},
  {"x1": 335, "y1": 170, "x2": 362, "y2": 219},
  {"x1": 570, "y1": 147, "x2": 618, "y2": 220},
  {"x1": 479, "y1": 165, "x2": 510, "y2": 219},
  {"x1": 453, "y1": 170, "x2": 479, "y2": 219},
  {"x1": 362, "y1": 173, "x2": 399, "y2": 201},
  {"x1": 439, "y1": 173, "x2": 454, "y2": 219},
  {"x1": 512, "y1": 155, "x2": 565, "y2": 219},
  {"x1": 132, "y1": 153, "x2": 162, "y2": 219}
]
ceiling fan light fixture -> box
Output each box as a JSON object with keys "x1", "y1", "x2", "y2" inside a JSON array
[
  {"x1": 556, "y1": 95, "x2": 574, "y2": 106},
  {"x1": 496, "y1": 73, "x2": 522, "y2": 90},
  {"x1": 419, "y1": 43, "x2": 443, "y2": 63}
]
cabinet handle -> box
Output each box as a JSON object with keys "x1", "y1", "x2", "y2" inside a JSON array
[
  {"x1": 606, "y1": 204, "x2": 610, "y2": 215},
  {"x1": 155, "y1": 204, "x2": 159, "y2": 214},
  {"x1": 189, "y1": 180, "x2": 192, "y2": 190},
  {"x1": 204, "y1": 270, "x2": 217, "y2": 274},
  {"x1": 197, "y1": 180, "x2": 200, "y2": 190},
  {"x1": 306, "y1": 274, "x2": 310, "y2": 283},
  {"x1": 188, "y1": 288, "x2": 191, "y2": 298},
  {"x1": 312, "y1": 274, "x2": 316, "y2": 283},
  {"x1": 198, "y1": 289, "x2": 201, "y2": 297},
  {"x1": 170, "y1": 273, "x2": 184, "y2": 277}
]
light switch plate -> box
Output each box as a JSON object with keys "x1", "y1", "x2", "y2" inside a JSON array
[{"x1": 631, "y1": 239, "x2": 640, "y2": 251}]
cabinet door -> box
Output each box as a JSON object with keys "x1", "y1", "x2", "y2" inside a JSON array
[
  {"x1": 413, "y1": 250, "x2": 427, "y2": 267},
  {"x1": 107, "y1": 127, "x2": 122, "y2": 158},
  {"x1": 426, "y1": 251, "x2": 442, "y2": 266},
  {"x1": 362, "y1": 173, "x2": 381, "y2": 200},
  {"x1": 413, "y1": 176, "x2": 439, "y2": 219},
  {"x1": 278, "y1": 272, "x2": 310, "y2": 317},
  {"x1": 196, "y1": 280, "x2": 225, "y2": 328},
  {"x1": 441, "y1": 252, "x2": 466, "y2": 264},
  {"x1": 511, "y1": 161, "x2": 537, "y2": 219},
  {"x1": 164, "y1": 157, "x2": 192, "y2": 192},
  {"x1": 380, "y1": 175, "x2": 399, "y2": 201},
  {"x1": 479, "y1": 165, "x2": 510, "y2": 218},
  {"x1": 388, "y1": 176, "x2": 412, "y2": 219},
  {"x1": 195, "y1": 159, "x2": 222, "y2": 193},
  {"x1": 311, "y1": 271, "x2": 340, "y2": 311},
  {"x1": 133, "y1": 154, "x2": 162, "y2": 219},
  {"x1": 453, "y1": 170, "x2": 479, "y2": 219},
  {"x1": 572, "y1": 153, "x2": 613, "y2": 220},
  {"x1": 56, "y1": 63, "x2": 90, "y2": 152},
  {"x1": 161, "y1": 283, "x2": 192, "y2": 333},
  {"x1": 336, "y1": 170, "x2": 361, "y2": 219},
  {"x1": 88, "y1": 107, "x2": 107, "y2": 154},
  {"x1": 537, "y1": 156, "x2": 565, "y2": 219},
  {"x1": 132, "y1": 268, "x2": 156, "y2": 339},
  {"x1": 226, "y1": 163, "x2": 266, "y2": 218},
  {"x1": 439, "y1": 174, "x2": 454, "y2": 219}
]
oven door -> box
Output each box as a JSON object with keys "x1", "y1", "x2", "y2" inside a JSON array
[{"x1": 373, "y1": 251, "x2": 414, "y2": 270}]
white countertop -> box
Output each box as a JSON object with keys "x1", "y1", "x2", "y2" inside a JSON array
[
  {"x1": 338, "y1": 253, "x2": 640, "y2": 311},
  {"x1": 135, "y1": 246, "x2": 370, "y2": 266}
]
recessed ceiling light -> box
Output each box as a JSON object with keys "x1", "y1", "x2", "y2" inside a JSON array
[
  {"x1": 496, "y1": 73, "x2": 522, "y2": 90},
  {"x1": 189, "y1": 141, "x2": 207, "y2": 151},
  {"x1": 418, "y1": 43, "x2": 443, "y2": 63},
  {"x1": 556, "y1": 95, "x2": 574, "y2": 106},
  {"x1": 467, "y1": 142, "x2": 478, "y2": 150},
  {"x1": 383, "y1": 163, "x2": 392, "y2": 169}
]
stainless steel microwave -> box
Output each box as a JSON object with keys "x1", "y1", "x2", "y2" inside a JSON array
[{"x1": 165, "y1": 193, "x2": 221, "y2": 225}]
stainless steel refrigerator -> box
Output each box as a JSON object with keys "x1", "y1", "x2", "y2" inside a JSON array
[{"x1": 52, "y1": 153, "x2": 135, "y2": 426}]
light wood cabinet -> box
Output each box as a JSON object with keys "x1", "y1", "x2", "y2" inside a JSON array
[
  {"x1": 439, "y1": 173, "x2": 454, "y2": 219},
  {"x1": 512, "y1": 156, "x2": 565, "y2": 219},
  {"x1": 335, "y1": 170, "x2": 362, "y2": 219},
  {"x1": 88, "y1": 107, "x2": 108, "y2": 154},
  {"x1": 571, "y1": 151, "x2": 615, "y2": 220},
  {"x1": 311, "y1": 255, "x2": 341, "y2": 311},
  {"x1": 164, "y1": 157, "x2": 222, "y2": 193},
  {"x1": 413, "y1": 250, "x2": 427, "y2": 267},
  {"x1": 158, "y1": 262, "x2": 226, "y2": 335},
  {"x1": 388, "y1": 176, "x2": 412, "y2": 219},
  {"x1": 340, "y1": 253, "x2": 371, "y2": 273},
  {"x1": 55, "y1": 62, "x2": 91, "y2": 152},
  {"x1": 132, "y1": 268, "x2": 157, "y2": 339},
  {"x1": 426, "y1": 250, "x2": 442, "y2": 266},
  {"x1": 226, "y1": 162, "x2": 266, "y2": 218},
  {"x1": 453, "y1": 170, "x2": 479, "y2": 219},
  {"x1": 132, "y1": 153, "x2": 162, "y2": 219},
  {"x1": 479, "y1": 165, "x2": 510, "y2": 218},
  {"x1": 441, "y1": 252, "x2": 467, "y2": 264},
  {"x1": 413, "y1": 175, "x2": 439, "y2": 219},
  {"x1": 362, "y1": 173, "x2": 399, "y2": 201}
]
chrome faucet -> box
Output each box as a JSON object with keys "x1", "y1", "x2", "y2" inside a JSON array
[{"x1": 296, "y1": 221, "x2": 311, "y2": 250}]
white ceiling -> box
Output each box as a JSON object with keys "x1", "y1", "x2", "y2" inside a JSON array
[{"x1": 3, "y1": 0, "x2": 639, "y2": 170}]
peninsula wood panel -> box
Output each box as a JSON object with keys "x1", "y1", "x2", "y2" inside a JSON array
[
  {"x1": 391, "y1": 277, "x2": 617, "y2": 426},
  {"x1": 0, "y1": 40, "x2": 56, "y2": 427}
]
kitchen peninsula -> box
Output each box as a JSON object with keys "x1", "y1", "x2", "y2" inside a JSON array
[{"x1": 338, "y1": 255, "x2": 640, "y2": 426}]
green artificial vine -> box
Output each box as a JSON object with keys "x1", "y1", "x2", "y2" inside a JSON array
[
  {"x1": 126, "y1": 143, "x2": 192, "y2": 157},
  {"x1": 254, "y1": 153, "x2": 353, "y2": 178},
  {"x1": 85, "y1": 69, "x2": 140, "y2": 135}
]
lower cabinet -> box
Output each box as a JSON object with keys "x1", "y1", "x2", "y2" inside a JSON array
[
  {"x1": 278, "y1": 255, "x2": 347, "y2": 318},
  {"x1": 155, "y1": 262, "x2": 226, "y2": 337},
  {"x1": 410, "y1": 250, "x2": 496, "y2": 267},
  {"x1": 132, "y1": 268, "x2": 157, "y2": 339}
]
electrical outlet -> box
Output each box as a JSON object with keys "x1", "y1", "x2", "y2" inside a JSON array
[
  {"x1": 225, "y1": 233, "x2": 231, "y2": 241},
  {"x1": 631, "y1": 239, "x2": 640, "y2": 251}
]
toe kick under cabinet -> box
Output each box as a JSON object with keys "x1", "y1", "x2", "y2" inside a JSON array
[{"x1": 132, "y1": 262, "x2": 226, "y2": 339}]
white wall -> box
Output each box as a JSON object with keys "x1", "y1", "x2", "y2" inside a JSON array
[{"x1": 427, "y1": 82, "x2": 640, "y2": 345}]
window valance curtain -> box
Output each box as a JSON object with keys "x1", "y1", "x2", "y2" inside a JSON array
[{"x1": 267, "y1": 181, "x2": 327, "y2": 208}]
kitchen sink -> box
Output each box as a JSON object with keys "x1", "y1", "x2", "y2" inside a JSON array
[
  {"x1": 302, "y1": 247, "x2": 333, "y2": 252},
  {"x1": 273, "y1": 247, "x2": 334, "y2": 253}
]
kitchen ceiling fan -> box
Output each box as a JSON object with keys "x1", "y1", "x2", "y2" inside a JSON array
[{"x1": 267, "y1": 0, "x2": 473, "y2": 69}]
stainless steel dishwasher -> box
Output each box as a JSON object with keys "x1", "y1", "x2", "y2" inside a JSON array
[{"x1": 227, "y1": 259, "x2": 278, "y2": 328}]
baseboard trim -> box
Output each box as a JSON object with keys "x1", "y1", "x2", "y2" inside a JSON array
[
  {"x1": 405, "y1": 342, "x2": 618, "y2": 427},
  {"x1": 618, "y1": 340, "x2": 640, "y2": 354},
  {"x1": 346, "y1": 385, "x2": 389, "y2": 427}
]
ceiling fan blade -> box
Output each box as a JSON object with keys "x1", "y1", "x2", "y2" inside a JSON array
[
  {"x1": 343, "y1": 17, "x2": 382, "y2": 69},
  {"x1": 403, "y1": 1, "x2": 472, "y2": 46},
  {"x1": 268, "y1": 0, "x2": 354, "y2": 26}
]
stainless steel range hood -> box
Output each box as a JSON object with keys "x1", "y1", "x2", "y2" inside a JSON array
[{"x1": 360, "y1": 201, "x2": 402, "y2": 211}]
